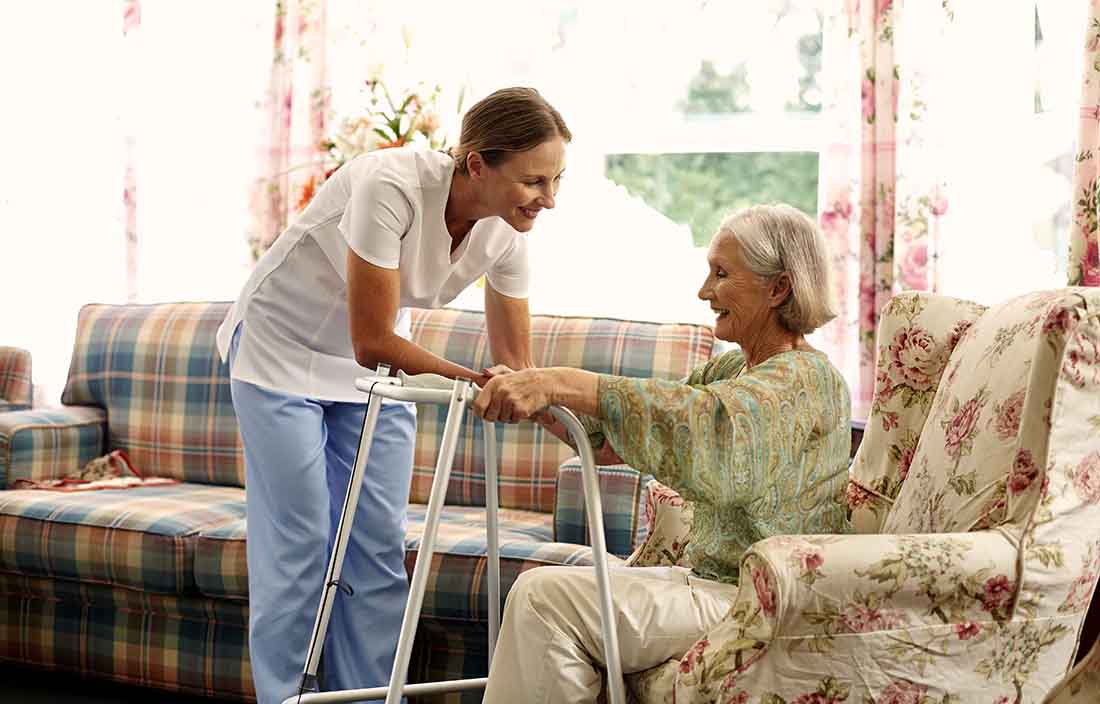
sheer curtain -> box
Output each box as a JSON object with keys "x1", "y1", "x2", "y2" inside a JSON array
[
  {"x1": 1069, "y1": 0, "x2": 1100, "y2": 286},
  {"x1": 815, "y1": 0, "x2": 1044, "y2": 406},
  {"x1": 0, "y1": 2, "x2": 271, "y2": 404}
]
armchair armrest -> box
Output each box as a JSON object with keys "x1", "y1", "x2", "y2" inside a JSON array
[
  {"x1": 742, "y1": 531, "x2": 1019, "y2": 639},
  {"x1": 624, "y1": 478, "x2": 695, "y2": 568},
  {"x1": 552, "y1": 457, "x2": 649, "y2": 558},
  {"x1": 627, "y1": 531, "x2": 1022, "y2": 702},
  {"x1": 0, "y1": 407, "x2": 107, "y2": 489}
]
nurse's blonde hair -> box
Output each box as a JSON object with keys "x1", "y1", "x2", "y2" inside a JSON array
[{"x1": 450, "y1": 87, "x2": 571, "y2": 175}]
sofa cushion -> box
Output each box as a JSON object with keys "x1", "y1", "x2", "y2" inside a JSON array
[
  {"x1": 61, "y1": 302, "x2": 244, "y2": 487},
  {"x1": 0, "y1": 483, "x2": 244, "y2": 594},
  {"x1": 553, "y1": 459, "x2": 649, "y2": 557},
  {"x1": 409, "y1": 309, "x2": 716, "y2": 513},
  {"x1": 193, "y1": 519, "x2": 248, "y2": 600},
  {"x1": 192, "y1": 503, "x2": 606, "y2": 609},
  {"x1": 0, "y1": 346, "x2": 33, "y2": 409}
]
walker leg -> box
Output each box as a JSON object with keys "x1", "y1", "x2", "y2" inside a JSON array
[
  {"x1": 297, "y1": 365, "x2": 389, "y2": 694},
  {"x1": 383, "y1": 379, "x2": 471, "y2": 704},
  {"x1": 549, "y1": 407, "x2": 626, "y2": 704},
  {"x1": 483, "y1": 421, "x2": 501, "y2": 660}
]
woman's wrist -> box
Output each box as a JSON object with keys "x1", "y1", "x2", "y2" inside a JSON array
[{"x1": 545, "y1": 368, "x2": 600, "y2": 417}]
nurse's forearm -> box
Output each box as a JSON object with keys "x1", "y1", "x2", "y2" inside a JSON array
[{"x1": 355, "y1": 334, "x2": 482, "y2": 382}]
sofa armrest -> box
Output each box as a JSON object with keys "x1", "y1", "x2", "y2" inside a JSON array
[
  {"x1": 552, "y1": 457, "x2": 650, "y2": 558},
  {"x1": 0, "y1": 407, "x2": 107, "y2": 488},
  {"x1": 624, "y1": 478, "x2": 695, "y2": 568}
]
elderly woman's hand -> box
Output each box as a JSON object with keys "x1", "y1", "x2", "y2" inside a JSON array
[{"x1": 473, "y1": 369, "x2": 554, "y2": 423}]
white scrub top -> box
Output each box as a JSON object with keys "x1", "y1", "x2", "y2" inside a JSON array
[{"x1": 216, "y1": 147, "x2": 530, "y2": 402}]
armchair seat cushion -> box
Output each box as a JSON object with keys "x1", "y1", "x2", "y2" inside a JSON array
[{"x1": 0, "y1": 483, "x2": 244, "y2": 594}]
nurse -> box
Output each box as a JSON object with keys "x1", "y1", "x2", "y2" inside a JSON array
[{"x1": 215, "y1": 87, "x2": 570, "y2": 704}]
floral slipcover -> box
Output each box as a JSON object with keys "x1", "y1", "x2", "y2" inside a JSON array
[{"x1": 623, "y1": 289, "x2": 1100, "y2": 703}]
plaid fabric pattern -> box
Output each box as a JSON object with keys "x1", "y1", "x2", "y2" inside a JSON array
[
  {"x1": 408, "y1": 308, "x2": 715, "y2": 512},
  {"x1": 193, "y1": 504, "x2": 563, "y2": 601},
  {"x1": 61, "y1": 302, "x2": 244, "y2": 487},
  {"x1": 0, "y1": 572, "x2": 252, "y2": 701},
  {"x1": 0, "y1": 346, "x2": 32, "y2": 409},
  {"x1": 0, "y1": 483, "x2": 245, "y2": 594},
  {"x1": 404, "y1": 504, "x2": 612, "y2": 623},
  {"x1": 193, "y1": 519, "x2": 247, "y2": 600},
  {"x1": 0, "y1": 407, "x2": 106, "y2": 489},
  {"x1": 552, "y1": 459, "x2": 650, "y2": 557}
]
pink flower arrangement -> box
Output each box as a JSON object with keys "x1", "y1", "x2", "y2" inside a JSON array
[
  {"x1": 943, "y1": 397, "x2": 983, "y2": 459},
  {"x1": 1072, "y1": 451, "x2": 1100, "y2": 505}
]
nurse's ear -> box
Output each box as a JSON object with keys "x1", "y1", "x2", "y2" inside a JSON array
[{"x1": 466, "y1": 151, "x2": 487, "y2": 180}]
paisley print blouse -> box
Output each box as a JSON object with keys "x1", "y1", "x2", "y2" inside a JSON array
[{"x1": 588, "y1": 348, "x2": 851, "y2": 583}]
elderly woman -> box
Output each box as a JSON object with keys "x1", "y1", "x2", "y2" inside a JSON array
[{"x1": 473, "y1": 203, "x2": 851, "y2": 703}]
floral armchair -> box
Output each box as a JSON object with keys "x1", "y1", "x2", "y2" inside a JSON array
[
  {"x1": 0, "y1": 347, "x2": 32, "y2": 412},
  {"x1": 622, "y1": 289, "x2": 1100, "y2": 703}
]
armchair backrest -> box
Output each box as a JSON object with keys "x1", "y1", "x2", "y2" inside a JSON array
[
  {"x1": 882, "y1": 289, "x2": 1100, "y2": 536},
  {"x1": 848, "y1": 292, "x2": 987, "y2": 532}
]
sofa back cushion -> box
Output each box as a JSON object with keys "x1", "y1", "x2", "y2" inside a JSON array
[
  {"x1": 61, "y1": 303, "x2": 244, "y2": 486},
  {"x1": 0, "y1": 346, "x2": 34, "y2": 410},
  {"x1": 409, "y1": 309, "x2": 715, "y2": 512},
  {"x1": 882, "y1": 289, "x2": 1096, "y2": 534}
]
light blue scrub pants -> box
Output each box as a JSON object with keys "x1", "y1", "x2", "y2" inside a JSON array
[{"x1": 230, "y1": 330, "x2": 416, "y2": 704}]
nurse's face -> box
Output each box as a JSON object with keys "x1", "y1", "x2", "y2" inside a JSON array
[{"x1": 476, "y1": 137, "x2": 566, "y2": 232}]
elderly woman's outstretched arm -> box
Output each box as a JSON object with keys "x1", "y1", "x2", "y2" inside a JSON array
[{"x1": 473, "y1": 352, "x2": 757, "y2": 505}]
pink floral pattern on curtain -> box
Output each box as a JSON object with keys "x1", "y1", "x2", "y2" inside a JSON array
[
  {"x1": 123, "y1": 0, "x2": 140, "y2": 302},
  {"x1": 1069, "y1": 0, "x2": 1100, "y2": 287},
  {"x1": 817, "y1": 0, "x2": 955, "y2": 405},
  {"x1": 249, "y1": 0, "x2": 330, "y2": 260}
]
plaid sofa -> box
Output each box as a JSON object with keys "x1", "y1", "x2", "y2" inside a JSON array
[
  {"x1": 0, "y1": 346, "x2": 33, "y2": 412},
  {"x1": 0, "y1": 302, "x2": 714, "y2": 701}
]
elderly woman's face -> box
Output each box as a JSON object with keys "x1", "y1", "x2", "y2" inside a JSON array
[{"x1": 697, "y1": 232, "x2": 774, "y2": 343}]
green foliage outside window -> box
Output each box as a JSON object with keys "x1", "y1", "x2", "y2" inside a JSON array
[{"x1": 605, "y1": 152, "x2": 820, "y2": 247}]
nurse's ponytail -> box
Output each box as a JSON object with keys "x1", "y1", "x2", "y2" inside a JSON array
[{"x1": 450, "y1": 87, "x2": 571, "y2": 175}]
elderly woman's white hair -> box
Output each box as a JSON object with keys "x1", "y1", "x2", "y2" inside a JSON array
[{"x1": 719, "y1": 203, "x2": 837, "y2": 335}]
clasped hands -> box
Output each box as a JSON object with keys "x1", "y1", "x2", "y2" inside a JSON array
[{"x1": 473, "y1": 365, "x2": 556, "y2": 425}]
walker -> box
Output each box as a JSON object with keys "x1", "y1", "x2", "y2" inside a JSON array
[{"x1": 282, "y1": 365, "x2": 626, "y2": 704}]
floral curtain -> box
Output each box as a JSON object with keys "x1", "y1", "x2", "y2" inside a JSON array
[
  {"x1": 817, "y1": 0, "x2": 955, "y2": 405},
  {"x1": 1069, "y1": 0, "x2": 1100, "y2": 287},
  {"x1": 123, "y1": 0, "x2": 140, "y2": 302},
  {"x1": 249, "y1": 0, "x2": 330, "y2": 260}
]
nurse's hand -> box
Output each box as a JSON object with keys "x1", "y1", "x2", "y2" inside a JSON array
[{"x1": 473, "y1": 370, "x2": 552, "y2": 423}]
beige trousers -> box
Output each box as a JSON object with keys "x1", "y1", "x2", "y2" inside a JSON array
[{"x1": 482, "y1": 565, "x2": 738, "y2": 704}]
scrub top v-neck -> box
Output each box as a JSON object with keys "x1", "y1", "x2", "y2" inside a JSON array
[{"x1": 216, "y1": 147, "x2": 530, "y2": 403}]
